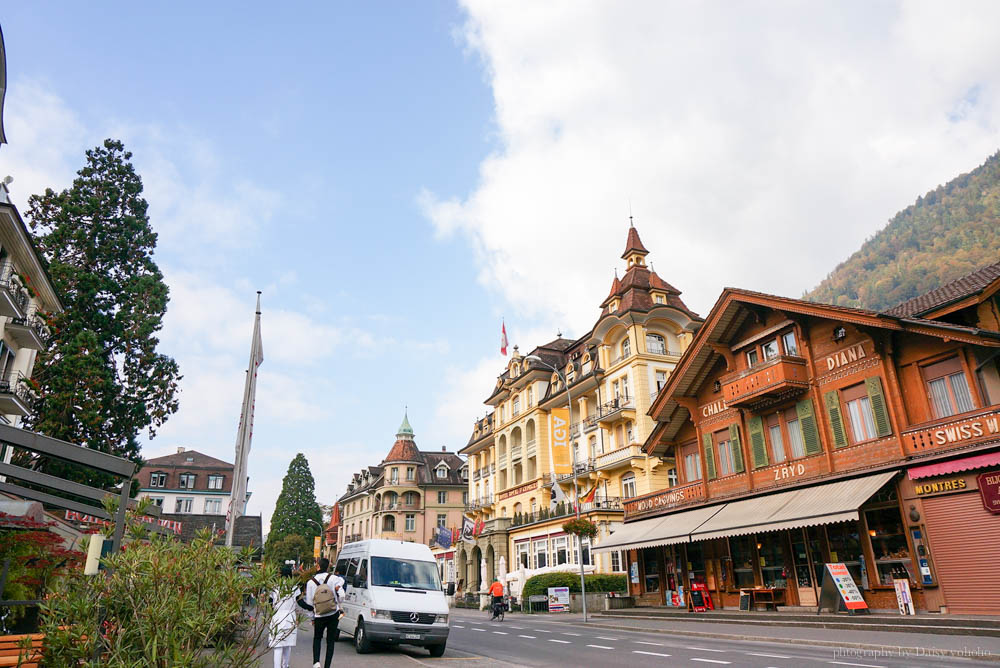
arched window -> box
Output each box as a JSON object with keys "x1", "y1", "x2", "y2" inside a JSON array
[
  {"x1": 621, "y1": 338, "x2": 631, "y2": 358},
  {"x1": 382, "y1": 515, "x2": 396, "y2": 532},
  {"x1": 646, "y1": 333, "x2": 666, "y2": 355},
  {"x1": 404, "y1": 491, "x2": 418, "y2": 506},
  {"x1": 589, "y1": 435, "x2": 599, "y2": 456},
  {"x1": 384, "y1": 491, "x2": 398, "y2": 509},
  {"x1": 625, "y1": 420, "x2": 634, "y2": 444},
  {"x1": 526, "y1": 420, "x2": 536, "y2": 444},
  {"x1": 513, "y1": 502, "x2": 522, "y2": 514},
  {"x1": 621, "y1": 472, "x2": 636, "y2": 499}
]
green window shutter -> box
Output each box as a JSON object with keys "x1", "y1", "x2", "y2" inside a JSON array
[
  {"x1": 702, "y1": 432, "x2": 717, "y2": 480},
  {"x1": 865, "y1": 376, "x2": 892, "y2": 437},
  {"x1": 747, "y1": 415, "x2": 769, "y2": 469},
  {"x1": 822, "y1": 391, "x2": 849, "y2": 449},
  {"x1": 797, "y1": 398, "x2": 823, "y2": 454},
  {"x1": 729, "y1": 423, "x2": 745, "y2": 474}
]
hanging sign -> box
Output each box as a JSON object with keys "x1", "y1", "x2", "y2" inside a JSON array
[
  {"x1": 550, "y1": 408, "x2": 572, "y2": 475},
  {"x1": 978, "y1": 472, "x2": 1000, "y2": 514},
  {"x1": 817, "y1": 563, "x2": 868, "y2": 614}
]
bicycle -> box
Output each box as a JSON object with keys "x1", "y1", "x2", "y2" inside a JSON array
[{"x1": 490, "y1": 596, "x2": 505, "y2": 622}]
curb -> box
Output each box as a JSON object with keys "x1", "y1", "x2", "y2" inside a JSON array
[{"x1": 577, "y1": 620, "x2": 1000, "y2": 662}]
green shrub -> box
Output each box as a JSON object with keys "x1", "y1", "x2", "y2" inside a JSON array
[{"x1": 521, "y1": 572, "x2": 628, "y2": 598}]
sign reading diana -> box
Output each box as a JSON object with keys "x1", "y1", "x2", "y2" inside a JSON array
[
  {"x1": 824, "y1": 343, "x2": 867, "y2": 371},
  {"x1": 624, "y1": 482, "x2": 704, "y2": 520},
  {"x1": 498, "y1": 480, "x2": 538, "y2": 501}
]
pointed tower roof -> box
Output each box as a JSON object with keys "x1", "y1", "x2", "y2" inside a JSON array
[
  {"x1": 605, "y1": 271, "x2": 622, "y2": 301},
  {"x1": 384, "y1": 411, "x2": 422, "y2": 464},
  {"x1": 621, "y1": 224, "x2": 649, "y2": 259},
  {"x1": 397, "y1": 411, "x2": 414, "y2": 439}
]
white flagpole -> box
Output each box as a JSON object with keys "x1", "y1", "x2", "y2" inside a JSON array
[{"x1": 226, "y1": 291, "x2": 264, "y2": 547}]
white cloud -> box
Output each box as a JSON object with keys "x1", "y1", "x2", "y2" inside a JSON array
[{"x1": 425, "y1": 0, "x2": 1000, "y2": 330}]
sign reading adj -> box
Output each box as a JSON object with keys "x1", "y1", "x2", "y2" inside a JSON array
[{"x1": 550, "y1": 408, "x2": 572, "y2": 476}]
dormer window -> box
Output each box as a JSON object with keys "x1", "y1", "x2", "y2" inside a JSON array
[
  {"x1": 461, "y1": 467, "x2": 468, "y2": 481},
  {"x1": 436, "y1": 464, "x2": 448, "y2": 479},
  {"x1": 610, "y1": 299, "x2": 619, "y2": 312},
  {"x1": 654, "y1": 293, "x2": 665, "y2": 305}
]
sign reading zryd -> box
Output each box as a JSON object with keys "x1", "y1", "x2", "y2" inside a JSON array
[{"x1": 550, "y1": 408, "x2": 572, "y2": 476}]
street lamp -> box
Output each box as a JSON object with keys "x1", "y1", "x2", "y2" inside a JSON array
[{"x1": 525, "y1": 354, "x2": 589, "y2": 622}]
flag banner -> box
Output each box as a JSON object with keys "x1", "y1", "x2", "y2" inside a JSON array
[
  {"x1": 436, "y1": 526, "x2": 452, "y2": 549},
  {"x1": 500, "y1": 321, "x2": 508, "y2": 356},
  {"x1": 582, "y1": 484, "x2": 597, "y2": 504},
  {"x1": 461, "y1": 516, "x2": 475, "y2": 543},
  {"x1": 550, "y1": 408, "x2": 572, "y2": 475}
]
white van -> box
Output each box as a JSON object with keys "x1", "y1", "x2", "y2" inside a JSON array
[{"x1": 335, "y1": 539, "x2": 450, "y2": 656}]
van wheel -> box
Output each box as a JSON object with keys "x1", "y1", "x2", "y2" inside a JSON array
[
  {"x1": 354, "y1": 619, "x2": 372, "y2": 654},
  {"x1": 429, "y1": 643, "x2": 446, "y2": 657}
]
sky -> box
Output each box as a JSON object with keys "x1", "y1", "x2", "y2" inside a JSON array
[{"x1": 2, "y1": 2, "x2": 999, "y2": 533}]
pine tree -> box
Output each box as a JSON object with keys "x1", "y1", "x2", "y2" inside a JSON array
[
  {"x1": 21, "y1": 139, "x2": 180, "y2": 485},
  {"x1": 267, "y1": 454, "x2": 323, "y2": 552}
]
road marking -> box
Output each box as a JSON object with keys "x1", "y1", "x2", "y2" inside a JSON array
[
  {"x1": 491, "y1": 631, "x2": 508, "y2": 635},
  {"x1": 748, "y1": 654, "x2": 790, "y2": 659},
  {"x1": 562, "y1": 632, "x2": 581, "y2": 636},
  {"x1": 471, "y1": 628, "x2": 486, "y2": 632},
  {"x1": 690, "y1": 659, "x2": 731, "y2": 665},
  {"x1": 518, "y1": 635, "x2": 536, "y2": 639},
  {"x1": 535, "y1": 629, "x2": 551, "y2": 633},
  {"x1": 689, "y1": 647, "x2": 726, "y2": 652},
  {"x1": 587, "y1": 645, "x2": 614, "y2": 650},
  {"x1": 634, "y1": 651, "x2": 672, "y2": 658},
  {"x1": 596, "y1": 636, "x2": 618, "y2": 640},
  {"x1": 828, "y1": 662, "x2": 886, "y2": 668},
  {"x1": 635, "y1": 641, "x2": 665, "y2": 646},
  {"x1": 508, "y1": 625, "x2": 524, "y2": 629},
  {"x1": 451, "y1": 625, "x2": 464, "y2": 628},
  {"x1": 548, "y1": 639, "x2": 571, "y2": 644}
]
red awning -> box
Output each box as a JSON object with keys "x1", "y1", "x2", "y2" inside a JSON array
[{"x1": 908, "y1": 450, "x2": 1000, "y2": 480}]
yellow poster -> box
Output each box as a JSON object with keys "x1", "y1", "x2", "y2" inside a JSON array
[
  {"x1": 313, "y1": 535, "x2": 321, "y2": 558},
  {"x1": 550, "y1": 408, "x2": 572, "y2": 475}
]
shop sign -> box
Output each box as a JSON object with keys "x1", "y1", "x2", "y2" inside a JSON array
[
  {"x1": 977, "y1": 472, "x2": 1000, "y2": 515},
  {"x1": 547, "y1": 586, "x2": 570, "y2": 612},
  {"x1": 630, "y1": 561, "x2": 639, "y2": 584},
  {"x1": 818, "y1": 563, "x2": 868, "y2": 611},
  {"x1": 551, "y1": 408, "x2": 572, "y2": 476},
  {"x1": 914, "y1": 476, "x2": 968, "y2": 497},
  {"x1": 700, "y1": 398, "x2": 728, "y2": 418},
  {"x1": 498, "y1": 480, "x2": 538, "y2": 501},
  {"x1": 824, "y1": 343, "x2": 867, "y2": 371},
  {"x1": 624, "y1": 482, "x2": 704, "y2": 520},
  {"x1": 906, "y1": 411, "x2": 1000, "y2": 450}
]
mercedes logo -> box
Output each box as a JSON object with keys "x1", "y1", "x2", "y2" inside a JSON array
[{"x1": 410, "y1": 612, "x2": 421, "y2": 623}]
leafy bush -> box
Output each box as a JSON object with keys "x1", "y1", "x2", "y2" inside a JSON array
[
  {"x1": 40, "y1": 529, "x2": 292, "y2": 667},
  {"x1": 522, "y1": 572, "x2": 627, "y2": 598}
]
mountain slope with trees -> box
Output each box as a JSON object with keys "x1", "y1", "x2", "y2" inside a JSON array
[{"x1": 805, "y1": 150, "x2": 1000, "y2": 311}]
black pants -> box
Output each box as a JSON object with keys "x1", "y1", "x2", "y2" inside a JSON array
[{"x1": 313, "y1": 614, "x2": 340, "y2": 667}]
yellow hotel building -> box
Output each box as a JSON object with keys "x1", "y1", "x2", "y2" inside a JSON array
[{"x1": 457, "y1": 226, "x2": 701, "y2": 598}]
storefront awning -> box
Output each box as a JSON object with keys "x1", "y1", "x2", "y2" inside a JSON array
[
  {"x1": 688, "y1": 471, "x2": 897, "y2": 542},
  {"x1": 908, "y1": 450, "x2": 1000, "y2": 480},
  {"x1": 593, "y1": 504, "x2": 725, "y2": 553}
]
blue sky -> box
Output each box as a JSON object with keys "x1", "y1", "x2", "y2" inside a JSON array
[{"x1": 3, "y1": 2, "x2": 1000, "y2": 531}]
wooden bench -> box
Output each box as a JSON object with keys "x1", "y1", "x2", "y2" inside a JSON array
[{"x1": 0, "y1": 633, "x2": 44, "y2": 668}]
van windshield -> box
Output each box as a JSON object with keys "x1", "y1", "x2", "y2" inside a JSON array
[{"x1": 370, "y1": 557, "x2": 441, "y2": 590}]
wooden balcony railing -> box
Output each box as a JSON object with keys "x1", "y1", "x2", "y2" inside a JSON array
[{"x1": 721, "y1": 355, "x2": 809, "y2": 408}]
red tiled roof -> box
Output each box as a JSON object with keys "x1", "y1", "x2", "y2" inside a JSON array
[
  {"x1": 886, "y1": 260, "x2": 1000, "y2": 317},
  {"x1": 383, "y1": 437, "x2": 422, "y2": 463},
  {"x1": 621, "y1": 226, "x2": 649, "y2": 258},
  {"x1": 142, "y1": 450, "x2": 232, "y2": 470}
]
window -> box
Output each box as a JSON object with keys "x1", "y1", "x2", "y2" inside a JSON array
[
  {"x1": 513, "y1": 395, "x2": 520, "y2": 415},
  {"x1": 179, "y1": 473, "x2": 196, "y2": 489},
  {"x1": 527, "y1": 385, "x2": 534, "y2": 406},
  {"x1": 437, "y1": 513, "x2": 447, "y2": 528},
  {"x1": 204, "y1": 498, "x2": 222, "y2": 514},
  {"x1": 437, "y1": 491, "x2": 447, "y2": 504},
  {"x1": 746, "y1": 349, "x2": 759, "y2": 367},
  {"x1": 643, "y1": 548, "x2": 660, "y2": 592},
  {"x1": 625, "y1": 421, "x2": 634, "y2": 444},
  {"x1": 785, "y1": 409, "x2": 807, "y2": 458},
  {"x1": 655, "y1": 294, "x2": 665, "y2": 305},
  {"x1": 462, "y1": 491, "x2": 469, "y2": 505},
  {"x1": 148, "y1": 497, "x2": 164, "y2": 507},
  {"x1": 621, "y1": 473, "x2": 636, "y2": 499},
  {"x1": 533, "y1": 539, "x2": 548, "y2": 569},
  {"x1": 517, "y1": 542, "x2": 530, "y2": 569},
  {"x1": 729, "y1": 535, "x2": 756, "y2": 588},
  {"x1": 667, "y1": 467, "x2": 678, "y2": 487},
  {"x1": 782, "y1": 331, "x2": 798, "y2": 356},
  {"x1": 406, "y1": 467, "x2": 415, "y2": 481},
  {"x1": 924, "y1": 357, "x2": 976, "y2": 418},
  {"x1": 612, "y1": 380, "x2": 621, "y2": 400},
  {"x1": 621, "y1": 338, "x2": 631, "y2": 359},
  {"x1": 390, "y1": 468, "x2": 399, "y2": 484},
  {"x1": 207, "y1": 475, "x2": 224, "y2": 490},
  {"x1": 405, "y1": 514, "x2": 416, "y2": 532},
  {"x1": 174, "y1": 498, "x2": 193, "y2": 513},
  {"x1": 683, "y1": 443, "x2": 702, "y2": 482},
  {"x1": 436, "y1": 466, "x2": 447, "y2": 479},
  {"x1": 404, "y1": 491, "x2": 418, "y2": 506},
  {"x1": 646, "y1": 333, "x2": 666, "y2": 355},
  {"x1": 149, "y1": 472, "x2": 166, "y2": 488},
  {"x1": 611, "y1": 550, "x2": 624, "y2": 572},
  {"x1": 761, "y1": 339, "x2": 779, "y2": 361},
  {"x1": 382, "y1": 515, "x2": 396, "y2": 532},
  {"x1": 842, "y1": 383, "x2": 877, "y2": 443},
  {"x1": 554, "y1": 536, "x2": 569, "y2": 565},
  {"x1": 461, "y1": 467, "x2": 468, "y2": 482},
  {"x1": 767, "y1": 414, "x2": 786, "y2": 463},
  {"x1": 715, "y1": 430, "x2": 736, "y2": 476},
  {"x1": 655, "y1": 370, "x2": 668, "y2": 393}
]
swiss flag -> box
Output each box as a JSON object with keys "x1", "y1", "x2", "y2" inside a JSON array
[{"x1": 500, "y1": 321, "x2": 508, "y2": 356}]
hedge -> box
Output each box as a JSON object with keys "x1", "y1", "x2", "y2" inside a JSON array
[{"x1": 521, "y1": 572, "x2": 628, "y2": 598}]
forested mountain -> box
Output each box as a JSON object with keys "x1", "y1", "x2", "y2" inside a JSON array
[{"x1": 805, "y1": 151, "x2": 1000, "y2": 312}]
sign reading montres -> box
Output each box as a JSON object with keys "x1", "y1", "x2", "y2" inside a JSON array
[
  {"x1": 624, "y1": 482, "x2": 704, "y2": 520},
  {"x1": 914, "y1": 477, "x2": 968, "y2": 497},
  {"x1": 978, "y1": 472, "x2": 1000, "y2": 515}
]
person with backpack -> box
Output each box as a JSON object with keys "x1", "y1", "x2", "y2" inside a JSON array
[
  {"x1": 268, "y1": 564, "x2": 299, "y2": 668},
  {"x1": 297, "y1": 557, "x2": 345, "y2": 668}
]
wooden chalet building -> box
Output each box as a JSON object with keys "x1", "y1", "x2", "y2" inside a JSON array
[{"x1": 597, "y1": 261, "x2": 1000, "y2": 614}]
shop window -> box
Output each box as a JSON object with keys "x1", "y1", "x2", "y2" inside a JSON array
[
  {"x1": 864, "y1": 506, "x2": 914, "y2": 586},
  {"x1": 621, "y1": 472, "x2": 636, "y2": 499},
  {"x1": 687, "y1": 542, "x2": 706, "y2": 586},
  {"x1": 643, "y1": 548, "x2": 660, "y2": 593},
  {"x1": 729, "y1": 535, "x2": 756, "y2": 589},
  {"x1": 782, "y1": 331, "x2": 798, "y2": 356},
  {"x1": 517, "y1": 542, "x2": 530, "y2": 569},
  {"x1": 923, "y1": 357, "x2": 976, "y2": 418},
  {"x1": 757, "y1": 536, "x2": 787, "y2": 588},
  {"x1": 826, "y1": 522, "x2": 865, "y2": 587},
  {"x1": 533, "y1": 539, "x2": 548, "y2": 569}
]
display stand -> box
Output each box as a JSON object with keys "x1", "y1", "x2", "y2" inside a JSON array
[
  {"x1": 688, "y1": 582, "x2": 712, "y2": 612},
  {"x1": 816, "y1": 563, "x2": 869, "y2": 615}
]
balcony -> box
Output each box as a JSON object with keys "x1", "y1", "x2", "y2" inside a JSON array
[
  {"x1": 0, "y1": 372, "x2": 33, "y2": 416},
  {"x1": 556, "y1": 457, "x2": 595, "y2": 481},
  {"x1": 525, "y1": 439, "x2": 537, "y2": 457},
  {"x1": 609, "y1": 349, "x2": 632, "y2": 367},
  {"x1": 343, "y1": 533, "x2": 363, "y2": 545},
  {"x1": 510, "y1": 444, "x2": 522, "y2": 460},
  {"x1": 498, "y1": 453, "x2": 507, "y2": 467},
  {"x1": 901, "y1": 406, "x2": 1000, "y2": 456},
  {"x1": 5, "y1": 313, "x2": 50, "y2": 351},
  {"x1": 595, "y1": 397, "x2": 635, "y2": 425},
  {"x1": 510, "y1": 497, "x2": 623, "y2": 527},
  {"x1": 0, "y1": 264, "x2": 30, "y2": 320},
  {"x1": 464, "y1": 495, "x2": 495, "y2": 512},
  {"x1": 646, "y1": 345, "x2": 683, "y2": 358},
  {"x1": 720, "y1": 355, "x2": 809, "y2": 408},
  {"x1": 473, "y1": 469, "x2": 481, "y2": 481},
  {"x1": 594, "y1": 443, "x2": 643, "y2": 470}
]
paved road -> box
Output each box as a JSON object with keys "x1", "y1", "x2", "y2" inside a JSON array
[{"x1": 261, "y1": 609, "x2": 998, "y2": 667}]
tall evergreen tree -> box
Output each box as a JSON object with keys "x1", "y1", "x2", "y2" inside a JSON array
[
  {"x1": 21, "y1": 139, "x2": 181, "y2": 484},
  {"x1": 267, "y1": 453, "x2": 323, "y2": 551}
]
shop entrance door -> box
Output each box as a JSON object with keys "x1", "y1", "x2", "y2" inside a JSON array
[{"x1": 790, "y1": 528, "x2": 824, "y2": 606}]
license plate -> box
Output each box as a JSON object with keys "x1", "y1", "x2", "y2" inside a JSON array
[{"x1": 404, "y1": 633, "x2": 422, "y2": 640}]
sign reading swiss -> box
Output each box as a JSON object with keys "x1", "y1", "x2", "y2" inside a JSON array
[{"x1": 978, "y1": 472, "x2": 1000, "y2": 515}]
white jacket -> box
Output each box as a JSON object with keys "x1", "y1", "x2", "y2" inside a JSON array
[{"x1": 299, "y1": 572, "x2": 345, "y2": 619}]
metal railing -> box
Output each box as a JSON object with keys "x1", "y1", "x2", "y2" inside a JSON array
[
  {"x1": 509, "y1": 497, "x2": 623, "y2": 527},
  {"x1": 0, "y1": 371, "x2": 33, "y2": 406},
  {"x1": 594, "y1": 444, "x2": 642, "y2": 469},
  {"x1": 0, "y1": 262, "x2": 30, "y2": 315}
]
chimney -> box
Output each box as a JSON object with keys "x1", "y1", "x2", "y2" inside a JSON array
[
  {"x1": 441, "y1": 446, "x2": 446, "y2": 452},
  {"x1": 177, "y1": 447, "x2": 185, "y2": 454}
]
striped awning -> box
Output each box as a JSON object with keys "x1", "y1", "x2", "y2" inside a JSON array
[{"x1": 593, "y1": 504, "x2": 724, "y2": 553}]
